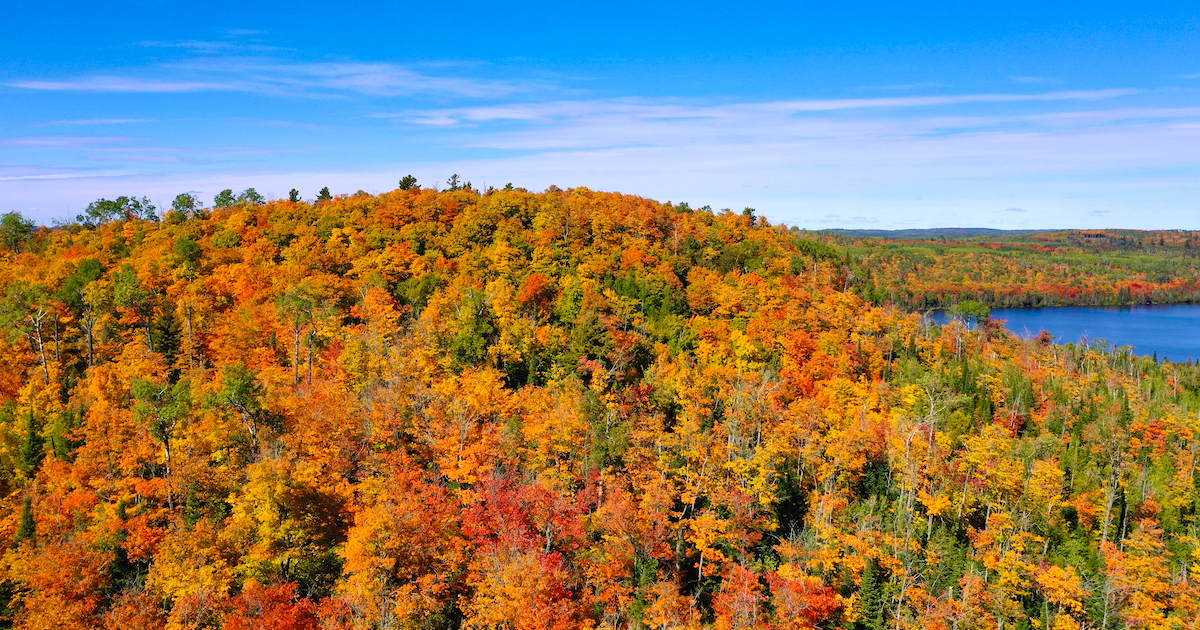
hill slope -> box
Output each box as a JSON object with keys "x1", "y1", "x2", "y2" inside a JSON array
[{"x1": 0, "y1": 187, "x2": 1197, "y2": 629}]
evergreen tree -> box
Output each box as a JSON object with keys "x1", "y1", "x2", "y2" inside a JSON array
[
  {"x1": 14, "y1": 496, "x2": 33, "y2": 544},
  {"x1": 20, "y1": 410, "x2": 41, "y2": 476},
  {"x1": 858, "y1": 558, "x2": 887, "y2": 630}
]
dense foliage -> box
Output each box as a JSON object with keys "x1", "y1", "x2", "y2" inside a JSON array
[
  {"x1": 0, "y1": 188, "x2": 1199, "y2": 630},
  {"x1": 827, "y1": 230, "x2": 1200, "y2": 309}
]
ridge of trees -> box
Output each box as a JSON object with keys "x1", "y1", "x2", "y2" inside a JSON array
[
  {"x1": 0, "y1": 185, "x2": 1195, "y2": 629},
  {"x1": 822, "y1": 231, "x2": 1200, "y2": 309}
]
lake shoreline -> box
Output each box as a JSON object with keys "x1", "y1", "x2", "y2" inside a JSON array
[{"x1": 930, "y1": 303, "x2": 1200, "y2": 363}]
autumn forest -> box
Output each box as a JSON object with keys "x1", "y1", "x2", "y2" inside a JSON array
[{"x1": 1, "y1": 184, "x2": 1199, "y2": 630}]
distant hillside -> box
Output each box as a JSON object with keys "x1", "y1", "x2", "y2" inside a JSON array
[
  {"x1": 821, "y1": 227, "x2": 1045, "y2": 239},
  {"x1": 826, "y1": 227, "x2": 1200, "y2": 309}
]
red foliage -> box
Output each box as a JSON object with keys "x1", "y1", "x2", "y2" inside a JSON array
[
  {"x1": 222, "y1": 582, "x2": 319, "y2": 630},
  {"x1": 766, "y1": 570, "x2": 842, "y2": 628}
]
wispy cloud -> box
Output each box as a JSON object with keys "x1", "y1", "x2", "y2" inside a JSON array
[
  {"x1": 42, "y1": 118, "x2": 157, "y2": 126},
  {"x1": 377, "y1": 89, "x2": 1140, "y2": 127},
  {"x1": 0, "y1": 136, "x2": 135, "y2": 150},
  {"x1": 2, "y1": 41, "x2": 1196, "y2": 230},
  {"x1": 138, "y1": 39, "x2": 293, "y2": 54},
  {"x1": 358, "y1": 89, "x2": 1200, "y2": 228},
  {"x1": 0, "y1": 133, "x2": 320, "y2": 168},
  {"x1": 858, "y1": 82, "x2": 947, "y2": 91},
  {"x1": 10, "y1": 77, "x2": 233, "y2": 92},
  {"x1": 0, "y1": 172, "x2": 104, "y2": 182},
  {"x1": 0, "y1": 165, "x2": 103, "y2": 182},
  {"x1": 7, "y1": 57, "x2": 538, "y2": 99}
]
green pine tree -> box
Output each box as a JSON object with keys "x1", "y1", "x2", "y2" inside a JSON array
[
  {"x1": 14, "y1": 496, "x2": 33, "y2": 544},
  {"x1": 859, "y1": 557, "x2": 887, "y2": 630},
  {"x1": 19, "y1": 410, "x2": 41, "y2": 476}
]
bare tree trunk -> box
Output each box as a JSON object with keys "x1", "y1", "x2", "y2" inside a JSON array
[
  {"x1": 185, "y1": 303, "x2": 195, "y2": 368},
  {"x1": 1101, "y1": 471, "x2": 1119, "y2": 545},
  {"x1": 293, "y1": 327, "x2": 301, "y2": 384},
  {"x1": 80, "y1": 291, "x2": 96, "y2": 367},
  {"x1": 164, "y1": 437, "x2": 174, "y2": 511},
  {"x1": 30, "y1": 312, "x2": 49, "y2": 384}
]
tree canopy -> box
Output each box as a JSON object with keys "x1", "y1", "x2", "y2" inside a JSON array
[{"x1": 0, "y1": 186, "x2": 1196, "y2": 629}]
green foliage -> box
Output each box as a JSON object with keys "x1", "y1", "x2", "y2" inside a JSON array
[
  {"x1": 0, "y1": 212, "x2": 35, "y2": 253},
  {"x1": 172, "y1": 193, "x2": 200, "y2": 215},
  {"x1": 446, "y1": 174, "x2": 468, "y2": 191},
  {"x1": 55, "y1": 258, "x2": 103, "y2": 312},
  {"x1": 211, "y1": 229, "x2": 241, "y2": 249},
  {"x1": 19, "y1": 411, "x2": 41, "y2": 477},
  {"x1": 709, "y1": 238, "x2": 765, "y2": 273},
  {"x1": 947, "y1": 299, "x2": 991, "y2": 327},
  {"x1": 398, "y1": 175, "x2": 418, "y2": 190},
  {"x1": 216, "y1": 364, "x2": 264, "y2": 418},
  {"x1": 112, "y1": 264, "x2": 156, "y2": 348},
  {"x1": 395, "y1": 273, "x2": 442, "y2": 314},
  {"x1": 450, "y1": 288, "x2": 495, "y2": 368},
  {"x1": 14, "y1": 496, "x2": 33, "y2": 543},
  {"x1": 132, "y1": 380, "x2": 191, "y2": 448},
  {"x1": 858, "y1": 557, "x2": 887, "y2": 630},
  {"x1": 791, "y1": 235, "x2": 843, "y2": 264},
  {"x1": 77, "y1": 196, "x2": 157, "y2": 226},
  {"x1": 214, "y1": 189, "x2": 236, "y2": 208},
  {"x1": 213, "y1": 363, "x2": 279, "y2": 448},
  {"x1": 237, "y1": 188, "x2": 265, "y2": 206},
  {"x1": 4, "y1": 187, "x2": 1200, "y2": 628},
  {"x1": 174, "y1": 237, "x2": 203, "y2": 270},
  {"x1": 837, "y1": 228, "x2": 1200, "y2": 308}
]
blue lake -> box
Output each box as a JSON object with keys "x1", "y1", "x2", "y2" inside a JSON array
[{"x1": 934, "y1": 305, "x2": 1200, "y2": 362}]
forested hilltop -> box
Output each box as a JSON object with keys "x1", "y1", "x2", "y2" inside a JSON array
[
  {"x1": 1, "y1": 185, "x2": 1200, "y2": 630},
  {"x1": 823, "y1": 229, "x2": 1200, "y2": 309}
]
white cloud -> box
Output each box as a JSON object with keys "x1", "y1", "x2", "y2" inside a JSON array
[
  {"x1": 3, "y1": 55, "x2": 1198, "y2": 230},
  {"x1": 7, "y1": 57, "x2": 537, "y2": 99},
  {"x1": 858, "y1": 82, "x2": 947, "y2": 91},
  {"x1": 138, "y1": 39, "x2": 293, "y2": 54},
  {"x1": 9, "y1": 77, "x2": 232, "y2": 92},
  {"x1": 0, "y1": 136, "x2": 135, "y2": 149},
  {"x1": 377, "y1": 89, "x2": 1139, "y2": 126},
  {"x1": 43, "y1": 118, "x2": 157, "y2": 126}
]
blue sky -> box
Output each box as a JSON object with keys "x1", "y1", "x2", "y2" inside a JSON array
[{"x1": 4, "y1": 1, "x2": 1200, "y2": 228}]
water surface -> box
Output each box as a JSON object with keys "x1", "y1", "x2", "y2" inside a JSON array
[{"x1": 938, "y1": 304, "x2": 1200, "y2": 362}]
